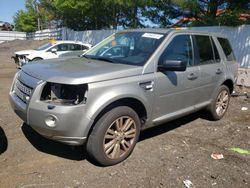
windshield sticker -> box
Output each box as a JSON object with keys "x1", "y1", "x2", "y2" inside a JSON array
[{"x1": 142, "y1": 33, "x2": 164, "y2": 39}]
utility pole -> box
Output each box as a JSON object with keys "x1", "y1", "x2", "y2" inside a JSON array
[{"x1": 35, "y1": 0, "x2": 41, "y2": 30}]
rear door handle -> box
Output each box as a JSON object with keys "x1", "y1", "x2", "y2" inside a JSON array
[
  {"x1": 216, "y1": 68, "x2": 223, "y2": 74},
  {"x1": 187, "y1": 73, "x2": 198, "y2": 80}
]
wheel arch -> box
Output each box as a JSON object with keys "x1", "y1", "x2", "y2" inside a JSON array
[
  {"x1": 86, "y1": 97, "x2": 147, "y2": 137},
  {"x1": 222, "y1": 79, "x2": 234, "y2": 94},
  {"x1": 31, "y1": 57, "x2": 43, "y2": 61}
]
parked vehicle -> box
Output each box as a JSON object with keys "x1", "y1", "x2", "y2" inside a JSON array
[
  {"x1": 12, "y1": 40, "x2": 92, "y2": 66},
  {"x1": 9, "y1": 29, "x2": 238, "y2": 166},
  {"x1": 58, "y1": 50, "x2": 86, "y2": 58},
  {"x1": 0, "y1": 21, "x2": 14, "y2": 31}
]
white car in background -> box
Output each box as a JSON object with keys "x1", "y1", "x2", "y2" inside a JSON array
[{"x1": 13, "y1": 40, "x2": 92, "y2": 66}]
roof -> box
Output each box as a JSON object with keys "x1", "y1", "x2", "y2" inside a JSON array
[
  {"x1": 49, "y1": 40, "x2": 92, "y2": 47},
  {"x1": 118, "y1": 28, "x2": 171, "y2": 34},
  {"x1": 170, "y1": 29, "x2": 227, "y2": 38},
  {"x1": 117, "y1": 28, "x2": 227, "y2": 38}
]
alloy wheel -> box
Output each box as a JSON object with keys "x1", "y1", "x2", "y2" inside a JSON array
[
  {"x1": 215, "y1": 90, "x2": 229, "y2": 117},
  {"x1": 103, "y1": 116, "x2": 137, "y2": 159}
]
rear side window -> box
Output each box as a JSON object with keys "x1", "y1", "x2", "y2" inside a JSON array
[
  {"x1": 160, "y1": 35, "x2": 193, "y2": 67},
  {"x1": 217, "y1": 38, "x2": 236, "y2": 61},
  {"x1": 211, "y1": 39, "x2": 221, "y2": 62},
  {"x1": 195, "y1": 35, "x2": 214, "y2": 64},
  {"x1": 70, "y1": 44, "x2": 82, "y2": 51},
  {"x1": 56, "y1": 44, "x2": 69, "y2": 51}
]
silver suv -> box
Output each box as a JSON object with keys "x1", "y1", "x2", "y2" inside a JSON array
[{"x1": 9, "y1": 29, "x2": 238, "y2": 166}]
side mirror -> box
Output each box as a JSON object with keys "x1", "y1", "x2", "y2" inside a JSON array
[
  {"x1": 51, "y1": 48, "x2": 57, "y2": 53},
  {"x1": 158, "y1": 60, "x2": 187, "y2": 72}
]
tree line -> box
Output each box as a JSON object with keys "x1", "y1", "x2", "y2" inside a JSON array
[{"x1": 14, "y1": 0, "x2": 250, "y2": 32}]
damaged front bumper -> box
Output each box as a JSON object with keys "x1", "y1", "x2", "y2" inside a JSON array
[
  {"x1": 12, "y1": 54, "x2": 29, "y2": 67},
  {"x1": 9, "y1": 71, "x2": 92, "y2": 145}
]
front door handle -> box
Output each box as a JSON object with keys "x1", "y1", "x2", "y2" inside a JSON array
[
  {"x1": 187, "y1": 73, "x2": 198, "y2": 80},
  {"x1": 216, "y1": 68, "x2": 223, "y2": 74}
]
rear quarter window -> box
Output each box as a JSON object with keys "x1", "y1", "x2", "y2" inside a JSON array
[{"x1": 217, "y1": 38, "x2": 236, "y2": 61}]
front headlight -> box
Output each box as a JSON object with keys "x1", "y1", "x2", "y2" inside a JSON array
[{"x1": 40, "y1": 82, "x2": 88, "y2": 105}]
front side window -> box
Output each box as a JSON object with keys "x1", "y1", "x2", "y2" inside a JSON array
[
  {"x1": 195, "y1": 35, "x2": 214, "y2": 64},
  {"x1": 84, "y1": 32, "x2": 166, "y2": 66},
  {"x1": 159, "y1": 35, "x2": 193, "y2": 67},
  {"x1": 217, "y1": 38, "x2": 236, "y2": 61},
  {"x1": 69, "y1": 44, "x2": 86, "y2": 51},
  {"x1": 56, "y1": 44, "x2": 69, "y2": 51}
]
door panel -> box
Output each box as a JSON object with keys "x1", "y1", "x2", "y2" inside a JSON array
[
  {"x1": 193, "y1": 35, "x2": 225, "y2": 103},
  {"x1": 45, "y1": 44, "x2": 71, "y2": 59},
  {"x1": 153, "y1": 66, "x2": 200, "y2": 121},
  {"x1": 152, "y1": 34, "x2": 201, "y2": 123},
  {"x1": 198, "y1": 63, "x2": 225, "y2": 102}
]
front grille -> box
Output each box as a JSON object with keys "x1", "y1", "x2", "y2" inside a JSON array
[{"x1": 13, "y1": 79, "x2": 33, "y2": 103}]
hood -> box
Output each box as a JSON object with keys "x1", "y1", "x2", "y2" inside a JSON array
[
  {"x1": 21, "y1": 57, "x2": 143, "y2": 84},
  {"x1": 15, "y1": 49, "x2": 37, "y2": 55}
]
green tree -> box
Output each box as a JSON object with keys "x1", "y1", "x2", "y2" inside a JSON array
[
  {"x1": 14, "y1": 0, "x2": 56, "y2": 32},
  {"x1": 14, "y1": 0, "x2": 38, "y2": 32},
  {"x1": 15, "y1": 0, "x2": 249, "y2": 31},
  {"x1": 50, "y1": 0, "x2": 150, "y2": 30},
  {"x1": 142, "y1": 0, "x2": 183, "y2": 27},
  {"x1": 14, "y1": 10, "x2": 37, "y2": 32},
  {"x1": 179, "y1": 0, "x2": 250, "y2": 26}
]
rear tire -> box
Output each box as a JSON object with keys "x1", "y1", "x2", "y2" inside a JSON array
[
  {"x1": 207, "y1": 85, "x2": 230, "y2": 120},
  {"x1": 86, "y1": 106, "x2": 140, "y2": 166}
]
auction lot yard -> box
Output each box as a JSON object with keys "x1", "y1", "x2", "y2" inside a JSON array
[{"x1": 0, "y1": 40, "x2": 250, "y2": 188}]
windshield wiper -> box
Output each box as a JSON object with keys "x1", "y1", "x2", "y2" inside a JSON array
[
  {"x1": 81, "y1": 54, "x2": 90, "y2": 59},
  {"x1": 82, "y1": 55, "x2": 119, "y2": 64},
  {"x1": 95, "y1": 57, "x2": 118, "y2": 63}
]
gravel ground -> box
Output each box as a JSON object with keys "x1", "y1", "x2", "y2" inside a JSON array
[{"x1": 0, "y1": 40, "x2": 250, "y2": 188}]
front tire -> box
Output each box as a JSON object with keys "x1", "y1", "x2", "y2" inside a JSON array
[
  {"x1": 86, "y1": 106, "x2": 140, "y2": 166},
  {"x1": 207, "y1": 85, "x2": 230, "y2": 120}
]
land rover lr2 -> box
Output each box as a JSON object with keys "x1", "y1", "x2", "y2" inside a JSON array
[{"x1": 10, "y1": 29, "x2": 238, "y2": 166}]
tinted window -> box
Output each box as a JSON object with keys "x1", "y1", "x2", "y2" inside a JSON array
[
  {"x1": 81, "y1": 45, "x2": 89, "y2": 50},
  {"x1": 211, "y1": 38, "x2": 220, "y2": 62},
  {"x1": 217, "y1": 38, "x2": 236, "y2": 61},
  {"x1": 68, "y1": 44, "x2": 82, "y2": 51},
  {"x1": 195, "y1": 35, "x2": 214, "y2": 64},
  {"x1": 160, "y1": 35, "x2": 193, "y2": 66}
]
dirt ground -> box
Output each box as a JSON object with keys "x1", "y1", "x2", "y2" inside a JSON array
[{"x1": 0, "y1": 40, "x2": 250, "y2": 188}]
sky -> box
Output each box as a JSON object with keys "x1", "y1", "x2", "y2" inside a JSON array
[{"x1": 0, "y1": 0, "x2": 25, "y2": 24}]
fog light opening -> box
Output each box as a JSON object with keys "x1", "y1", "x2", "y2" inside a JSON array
[
  {"x1": 25, "y1": 96, "x2": 30, "y2": 102},
  {"x1": 45, "y1": 115, "x2": 57, "y2": 128}
]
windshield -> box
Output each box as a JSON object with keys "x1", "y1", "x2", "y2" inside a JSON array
[
  {"x1": 84, "y1": 31, "x2": 166, "y2": 66},
  {"x1": 36, "y1": 43, "x2": 53, "y2": 51}
]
